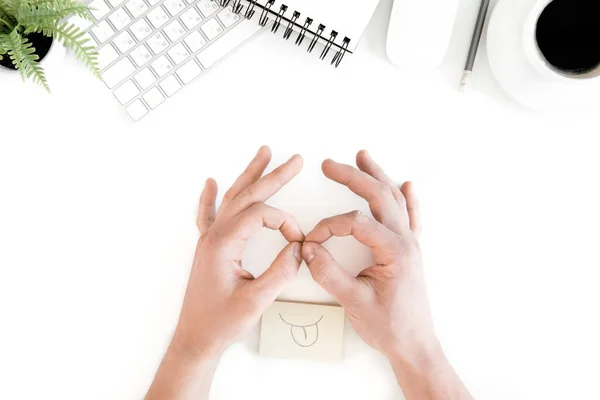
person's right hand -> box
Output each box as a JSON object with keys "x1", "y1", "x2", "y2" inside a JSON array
[
  {"x1": 302, "y1": 150, "x2": 439, "y2": 364},
  {"x1": 147, "y1": 146, "x2": 305, "y2": 400},
  {"x1": 174, "y1": 146, "x2": 305, "y2": 358}
]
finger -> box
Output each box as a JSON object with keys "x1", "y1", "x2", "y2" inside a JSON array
[
  {"x1": 220, "y1": 146, "x2": 272, "y2": 211},
  {"x1": 220, "y1": 203, "x2": 304, "y2": 258},
  {"x1": 250, "y1": 242, "x2": 302, "y2": 306},
  {"x1": 305, "y1": 211, "x2": 398, "y2": 265},
  {"x1": 356, "y1": 150, "x2": 396, "y2": 187},
  {"x1": 196, "y1": 178, "x2": 218, "y2": 234},
  {"x1": 355, "y1": 150, "x2": 407, "y2": 206},
  {"x1": 224, "y1": 154, "x2": 303, "y2": 218},
  {"x1": 401, "y1": 181, "x2": 422, "y2": 238},
  {"x1": 322, "y1": 159, "x2": 409, "y2": 233},
  {"x1": 302, "y1": 242, "x2": 366, "y2": 303}
]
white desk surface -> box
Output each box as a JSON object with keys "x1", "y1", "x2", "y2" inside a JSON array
[{"x1": 1, "y1": 0, "x2": 600, "y2": 399}]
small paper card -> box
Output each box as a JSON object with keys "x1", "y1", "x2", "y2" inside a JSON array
[{"x1": 259, "y1": 301, "x2": 345, "y2": 362}]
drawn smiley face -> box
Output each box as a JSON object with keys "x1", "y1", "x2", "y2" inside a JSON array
[{"x1": 278, "y1": 314, "x2": 324, "y2": 348}]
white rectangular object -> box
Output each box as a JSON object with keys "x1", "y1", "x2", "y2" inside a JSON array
[{"x1": 259, "y1": 301, "x2": 345, "y2": 363}]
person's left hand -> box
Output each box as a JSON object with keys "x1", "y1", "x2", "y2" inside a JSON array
[{"x1": 173, "y1": 146, "x2": 305, "y2": 357}]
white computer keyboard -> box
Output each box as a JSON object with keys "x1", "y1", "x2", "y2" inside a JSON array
[{"x1": 72, "y1": 0, "x2": 264, "y2": 121}]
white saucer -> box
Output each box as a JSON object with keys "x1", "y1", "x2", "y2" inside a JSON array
[{"x1": 487, "y1": 0, "x2": 600, "y2": 114}]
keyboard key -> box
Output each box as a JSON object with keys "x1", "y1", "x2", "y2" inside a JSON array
[
  {"x1": 217, "y1": 7, "x2": 240, "y2": 28},
  {"x1": 180, "y1": 8, "x2": 202, "y2": 30},
  {"x1": 151, "y1": 55, "x2": 174, "y2": 77},
  {"x1": 113, "y1": 31, "x2": 136, "y2": 53},
  {"x1": 146, "y1": 32, "x2": 169, "y2": 54},
  {"x1": 167, "y1": 43, "x2": 190, "y2": 65},
  {"x1": 196, "y1": 0, "x2": 218, "y2": 17},
  {"x1": 103, "y1": 57, "x2": 135, "y2": 88},
  {"x1": 163, "y1": 0, "x2": 186, "y2": 16},
  {"x1": 126, "y1": 99, "x2": 148, "y2": 121},
  {"x1": 130, "y1": 18, "x2": 152, "y2": 41},
  {"x1": 146, "y1": 6, "x2": 169, "y2": 28},
  {"x1": 200, "y1": 18, "x2": 223, "y2": 40},
  {"x1": 146, "y1": 0, "x2": 161, "y2": 5},
  {"x1": 113, "y1": 80, "x2": 140, "y2": 105},
  {"x1": 167, "y1": 43, "x2": 191, "y2": 65},
  {"x1": 126, "y1": 0, "x2": 148, "y2": 18},
  {"x1": 108, "y1": 0, "x2": 125, "y2": 6},
  {"x1": 176, "y1": 59, "x2": 202, "y2": 84},
  {"x1": 130, "y1": 44, "x2": 153, "y2": 66},
  {"x1": 89, "y1": 0, "x2": 110, "y2": 19},
  {"x1": 196, "y1": 18, "x2": 261, "y2": 68},
  {"x1": 143, "y1": 87, "x2": 166, "y2": 109},
  {"x1": 109, "y1": 8, "x2": 132, "y2": 30},
  {"x1": 159, "y1": 75, "x2": 182, "y2": 96},
  {"x1": 91, "y1": 20, "x2": 115, "y2": 43},
  {"x1": 134, "y1": 67, "x2": 156, "y2": 89},
  {"x1": 184, "y1": 30, "x2": 207, "y2": 52},
  {"x1": 97, "y1": 44, "x2": 119, "y2": 70},
  {"x1": 164, "y1": 20, "x2": 185, "y2": 42}
]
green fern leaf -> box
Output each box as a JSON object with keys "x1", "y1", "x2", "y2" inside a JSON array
[
  {"x1": 18, "y1": 1, "x2": 90, "y2": 28},
  {"x1": 1, "y1": 28, "x2": 27, "y2": 71},
  {"x1": 2, "y1": 0, "x2": 23, "y2": 15},
  {"x1": 22, "y1": 0, "x2": 55, "y2": 6},
  {"x1": 1, "y1": 29, "x2": 49, "y2": 91},
  {"x1": 0, "y1": 3, "x2": 18, "y2": 30},
  {"x1": 30, "y1": 21, "x2": 100, "y2": 78},
  {"x1": 0, "y1": 35, "x2": 6, "y2": 61},
  {"x1": 20, "y1": 48, "x2": 49, "y2": 91}
]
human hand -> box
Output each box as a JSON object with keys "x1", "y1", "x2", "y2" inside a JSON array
[
  {"x1": 174, "y1": 146, "x2": 305, "y2": 357},
  {"x1": 302, "y1": 150, "x2": 438, "y2": 364}
]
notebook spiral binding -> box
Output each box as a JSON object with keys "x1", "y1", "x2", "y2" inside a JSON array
[{"x1": 218, "y1": 0, "x2": 351, "y2": 67}]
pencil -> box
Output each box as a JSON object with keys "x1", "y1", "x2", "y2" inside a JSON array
[{"x1": 460, "y1": 0, "x2": 491, "y2": 92}]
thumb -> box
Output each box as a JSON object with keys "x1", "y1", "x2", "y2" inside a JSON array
[
  {"x1": 252, "y1": 242, "x2": 302, "y2": 306},
  {"x1": 302, "y1": 242, "x2": 360, "y2": 303}
]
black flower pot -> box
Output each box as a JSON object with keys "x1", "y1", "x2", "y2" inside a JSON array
[{"x1": 0, "y1": 33, "x2": 54, "y2": 70}]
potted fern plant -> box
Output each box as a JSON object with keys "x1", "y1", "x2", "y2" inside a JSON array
[{"x1": 0, "y1": 0, "x2": 100, "y2": 92}]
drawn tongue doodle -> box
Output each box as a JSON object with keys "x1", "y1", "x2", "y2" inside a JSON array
[{"x1": 279, "y1": 314, "x2": 324, "y2": 347}]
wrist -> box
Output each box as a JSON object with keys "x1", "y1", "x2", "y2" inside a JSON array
[
  {"x1": 387, "y1": 342, "x2": 472, "y2": 400},
  {"x1": 170, "y1": 328, "x2": 225, "y2": 363},
  {"x1": 389, "y1": 346, "x2": 446, "y2": 399},
  {"x1": 385, "y1": 338, "x2": 445, "y2": 377},
  {"x1": 146, "y1": 330, "x2": 223, "y2": 400}
]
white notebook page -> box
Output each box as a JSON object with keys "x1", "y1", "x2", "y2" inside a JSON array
[{"x1": 251, "y1": 0, "x2": 380, "y2": 52}]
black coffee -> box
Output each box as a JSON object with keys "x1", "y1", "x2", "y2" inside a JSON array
[{"x1": 536, "y1": 0, "x2": 600, "y2": 75}]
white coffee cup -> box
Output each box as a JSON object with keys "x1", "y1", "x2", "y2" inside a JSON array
[
  {"x1": 522, "y1": 0, "x2": 600, "y2": 83},
  {"x1": 487, "y1": 0, "x2": 600, "y2": 113}
]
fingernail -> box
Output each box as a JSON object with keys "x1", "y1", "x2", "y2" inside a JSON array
[
  {"x1": 302, "y1": 244, "x2": 315, "y2": 263},
  {"x1": 293, "y1": 243, "x2": 302, "y2": 261}
]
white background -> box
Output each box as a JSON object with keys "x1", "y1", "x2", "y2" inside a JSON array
[{"x1": 1, "y1": 0, "x2": 600, "y2": 399}]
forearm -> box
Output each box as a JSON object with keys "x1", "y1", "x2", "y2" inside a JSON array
[
  {"x1": 146, "y1": 336, "x2": 222, "y2": 400},
  {"x1": 388, "y1": 344, "x2": 473, "y2": 400}
]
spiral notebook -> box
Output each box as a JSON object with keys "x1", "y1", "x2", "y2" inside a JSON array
[{"x1": 226, "y1": 0, "x2": 381, "y2": 66}]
